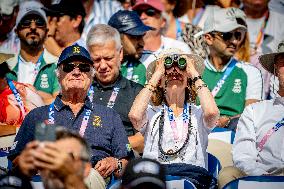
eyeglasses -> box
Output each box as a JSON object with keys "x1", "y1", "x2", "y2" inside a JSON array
[
  {"x1": 135, "y1": 8, "x2": 158, "y2": 17},
  {"x1": 212, "y1": 30, "x2": 246, "y2": 42},
  {"x1": 62, "y1": 62, "x2": 91, "y2": 73},
  {"x1": 19, "y1": 18, "x2": 46, "y2": 28}
]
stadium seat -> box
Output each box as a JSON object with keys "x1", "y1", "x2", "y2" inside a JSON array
[{"x1": 209, "y1": 127, "x2": 236, "y2": 144}]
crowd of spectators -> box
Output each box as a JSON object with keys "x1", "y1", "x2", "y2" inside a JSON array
[{"x1": 0, "y1": 0, "x2": 283, "y2": 189}]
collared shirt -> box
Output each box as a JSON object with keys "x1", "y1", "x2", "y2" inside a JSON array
[
  {"x1": 8, "y1": 96, "x2": 131, "y2": 166},
  {"x1": 120, "y1": 58, "x2": 147, "y2": 86},
  {"x1": 5, "y1": 49, "x2": 59, "y2": 95},
  {"x1": 233, "y1": 97, "x2": 284, "y2": 175},
  {"x1": 92, "y1": 74, "x2": 143, "y2": 136},
  {"x1": 201, "y1": 58, "x2": 263, "y2": 116}
]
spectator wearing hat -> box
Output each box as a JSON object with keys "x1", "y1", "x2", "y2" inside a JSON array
[
  {"x1": 108, "y1": 10, "x2": 153, "y2": 85},
  {"x1": 0, "y1": 0, "x2": 19, "y2": 54},
  {"x1": 8, "y1": 45, "x2": 132, "y2": 189},
  {"x1": 132, "y1": 0, "x2": 191, "y2": 69},
  {"x1": 201, "y1": 7, "x2": 263, "y2": 129},
  {"x1": 43, "y1": 0, "x2": 87, "y2": 57},
  {"x1": 129, "y1": 48, "x2": 219, "y2": 188},
  {"x1": 218, "y1": 41, "x2": 284, "y2": 189},
  {"x1": 120, "y1": 158, "x2": 166, "y2": 189},
  {"x1": 87, "y1": 24, "x2": 144, "y2": 155},
  {"x1": 5, "y1": 0, "x2": 59, "y2": 105}
]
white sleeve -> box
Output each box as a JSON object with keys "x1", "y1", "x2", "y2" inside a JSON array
[
  {"x1": 242, "y1": 64, "x2": 263, "y2": 100},
  {"x1": 232, "y1": 105, "x2": 268, "y2": 175}
]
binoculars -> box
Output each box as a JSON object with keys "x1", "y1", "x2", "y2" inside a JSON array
[{"x1": 164, "y1": 54, "x2": 187, "y2": 70}]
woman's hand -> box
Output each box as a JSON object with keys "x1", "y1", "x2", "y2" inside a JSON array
[
  {"x1": 149, "y1": 58, "x2": 165, "y2": 87},
  {"x1": 185, "y1": 56, "x2": 200, "y2": 79}
]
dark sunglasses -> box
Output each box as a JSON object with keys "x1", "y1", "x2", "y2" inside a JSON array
[
  {"x1": 19, "y1": 18, "x2": 46, "y2": 28},
  {"x1": 62, "y1": 63, "x2": 91, "y2": 73},
  {"x1": 135, "y1": 8, "x2": 158, "y2": 17},
  {"x1": 212, "y1": 30, "x2": 245, "y2": 42}
]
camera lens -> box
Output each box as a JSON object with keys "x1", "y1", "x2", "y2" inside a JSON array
[
  {"x1": 178, "y1": 57, "x2": 187, "y2": 70},
  {"x1": 164, "y1": 56, "x2": 173, "y2": 69}
]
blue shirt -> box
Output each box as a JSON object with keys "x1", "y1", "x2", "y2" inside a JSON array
[{"x1": 9, "y1": 96, "x2": 131, "y2": 166}]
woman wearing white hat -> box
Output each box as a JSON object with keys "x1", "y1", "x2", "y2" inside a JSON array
[{"x1": 129, "y1": 48, "x2": 219, "y2": 188}]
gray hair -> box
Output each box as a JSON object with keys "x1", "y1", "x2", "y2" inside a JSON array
[{"x1": 86, "y1": 24, "x2": 122, "y2": 50}]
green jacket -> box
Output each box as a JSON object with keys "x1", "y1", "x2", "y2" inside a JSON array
[{"x1": 6, "y1": 49, "x2": 60, "y2": 95}]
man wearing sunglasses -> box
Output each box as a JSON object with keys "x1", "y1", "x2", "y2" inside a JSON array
[
  {"x1": 5, "y1": 1, "x2": 59, "y2": 105},
  {"x1": 9, "y1": 45, "x2": 132, "y2": 189},
  {"x1": 132, "y1": 0, "x2": 191, "y2": 69},
  {"x1": 201, "y1": 7, "x2": 263, "y2": 130}
]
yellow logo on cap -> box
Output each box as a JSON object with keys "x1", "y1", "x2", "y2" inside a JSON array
[
  {"x1": 73, "y1": 46, "x2": 80, "y2": 54},
  {"x1": 93, "y1": 115, "x2": 102, "y2": 127}
]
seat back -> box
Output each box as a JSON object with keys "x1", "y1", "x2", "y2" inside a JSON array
[
  {"x1": 209, "y1": 127, "x2": 236, "y2": 144},
  {"x1": 207, "y1": 153, "x2": 222, "y2": 178},
  {"x1": 223, "y1": 176, "x2": 284, "y2": 189}
]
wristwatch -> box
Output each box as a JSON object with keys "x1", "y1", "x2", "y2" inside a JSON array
[{"x1": 116, "y1": 159, "x2": 123, "y2": 173}]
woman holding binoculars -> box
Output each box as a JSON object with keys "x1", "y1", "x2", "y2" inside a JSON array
[{"x1": 129, "y1": 48, "x2": 219, "y2": 187}]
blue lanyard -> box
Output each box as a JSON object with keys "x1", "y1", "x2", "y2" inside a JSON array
[
  {"x1": 211, "y1": 58, "x2": 238, "y2": 97},
  {"x1": 48, "y1": 102, "x2": 92, "y2": 137},
  {"x1": 88, "y1": 84, "x2": 120, "y2": 109},
  {"x1": 164, "y1": 103, "x2": 190, "y2": 141},
  {"x1": 6, "y1": 78, "x2": 26, "y2": 118},
  {"x1": 126, "y1": 62, "x2": 134, "y2": 80},
  {"x1": 18, "y1": 52, "x2": 43, "y2": 84},
  {"x1": 175, "y1": 19, "x2": 182, "y2": 40}
]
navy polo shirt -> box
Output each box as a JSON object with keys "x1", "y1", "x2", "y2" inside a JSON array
[
  {"x1": 92, "y1": 74, "x2": 143, "y2": 136},
  {"x1": 8, "y1": 96, "x2": 131, "y2": 166}
]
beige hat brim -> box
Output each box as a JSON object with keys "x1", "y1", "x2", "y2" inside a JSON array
[
  {"x1": 259, "y1": 52, "x2": 284, "y2": 74},
  {"x1": 146, "y1": 53, "x2": 205, "y2": 82},
  {"x1": 0, "y1": 53, "x2": 14, "y2": 64}
]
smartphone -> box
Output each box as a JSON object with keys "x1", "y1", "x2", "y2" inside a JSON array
[{"x1": 34, "y1": 122, "x2": 56, "y2": 142}]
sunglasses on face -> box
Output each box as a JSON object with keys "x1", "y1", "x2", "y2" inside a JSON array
[
  {"x1": 135, "y1": 8, "x2": 158, "y2": 17},
  {"x1": 212, "y1": 30, "x2": 245, "y2": 42},
  {"x1": 62, "y1": 63, "x2": 91, "y2": 73},
  {"x1": 19, "y1": 18, "x2": 46, "y2": 28}
]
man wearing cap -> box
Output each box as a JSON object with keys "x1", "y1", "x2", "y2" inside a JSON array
[
  {"x1": 43, "y1": 0, "x2": 86, "y2": 57},
  {"x1": 5, "y1": 0, "x2": 59, "y2": 105},
  {"x1": 108, "y1": 10, "x2": 153, "y2": 85},
  {"x1": 201, "y1": 7, "x2": 263, "y2": 129},
  {"x1": 87, "y1": 24, "x2": 144, "y2": 155},
  {"x1": 132, "y1": 0, "x2": 191, "y2": 69},
  {"x1": 8, "y1": 45, "x2": 131, "y2": 189},
  {"x1": 0, "y1": 0, "x2": 19, "y2": 54},
  {"x1": 218, "y1": 41, "x2": 284, "y2": 189}
]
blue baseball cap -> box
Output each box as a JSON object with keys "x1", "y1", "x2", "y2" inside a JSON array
[
  {"x1": 58, "y1": 45, "x2": 93, "y2": 66},
  {"x1": 108, "y1": 10, "x2": 153, "y2": 36}
]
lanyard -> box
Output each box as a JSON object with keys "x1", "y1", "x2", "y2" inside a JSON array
[
  {"x1": 175, "y1": 19, "x2": 182, "y2": 40},
  {"x1": 192, "y1": 8, "x2": 204, "y2": 26},
  {"x1": 257, "y1": 117, "x2": 284, "y2": 152},
  {"x1": 126, "y1": 62, "x2": 134, "y2": 80},
  {"x1": 87, "y1": 84, "x2": 120, "y2": 109},
  {"x1": 254, "y1": 11, "x2": 269, "y2": 50},
  {"x1": 211, "y1": 58, "x2": 238, "y2": 97},
  {"x1": 18, "y1": 52, "x2": 43, "y2": 85},
  {"x1": 164, "y1": 103, "x2": 189, "y2": 141},
  {"x1": 6, "y1": 78, "x2": 26, "y2": 119},
  {"x1": 48, "y1": 102, "x2": 92, "y2": 137}
]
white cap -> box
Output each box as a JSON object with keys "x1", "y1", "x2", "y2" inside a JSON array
[
  {"x1": 203, "y1": 7, "x2": 247, "y2": 34},
  {"x1": 0, "y1": 0, "x2": 19, "y2": 15},
  {"x1": 16, "y1": 0, "x2": 47, "y2": 28}
]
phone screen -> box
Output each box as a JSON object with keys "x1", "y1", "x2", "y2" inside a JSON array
[{"x1": 35, "y1": 122, "x2": 56, "y2": 142}]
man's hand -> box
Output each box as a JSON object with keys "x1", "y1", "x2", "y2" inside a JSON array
[
  {"x1": 17, "y1": 141, "x2": 39, "y2": 177},
  {"x1": 32, "y1": 142, "x2": 77, "y2": 180},
  {"x1": 94, "y1": 157, "x2": 118, "y2": 178}
]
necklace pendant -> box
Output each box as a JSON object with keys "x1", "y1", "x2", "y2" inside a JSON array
[{"x1": 167, "y1": 149, "x2": 174, "y2": 154}]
